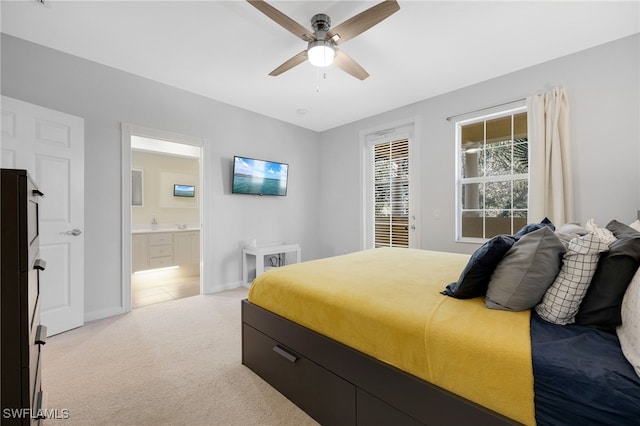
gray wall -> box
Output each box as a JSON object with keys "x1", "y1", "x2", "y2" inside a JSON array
[
  {"x1": 318, "y1": 34, "x2": 640, "y2": 257},
  {"x1": 1, "y1": 34, "x2": 322, "y2": 320},
  {"x1": 2, "y1": 33, "x2": 639, "y2": 322}
]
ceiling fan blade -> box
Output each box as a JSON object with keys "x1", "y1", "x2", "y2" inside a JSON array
[
  {"x1": 327, "y1": 0, "x2": 400, "y2": 45},
  {"x1": 248, "y1": 0, "x2": 315, "y2": 42},
  {"x1": 333, "y1": 49, "x2": 369, "y2": 81},
  {"x1": 269, "y1": 50, "x2": 308, "y2": 76}
]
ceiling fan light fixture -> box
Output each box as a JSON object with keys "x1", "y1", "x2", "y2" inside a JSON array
[
  {"x1": 248, "y1": 0, "x2": 400, "y2": 79},
  {"x1": 307, "y1": 40, "x2": 335, "y2": 67}
]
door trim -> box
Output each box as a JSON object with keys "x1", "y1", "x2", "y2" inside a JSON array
[
  {"x1": 121, "y1": 123, "x2": 209, "y2": 312},
  {"x1": 359, "y1": 116, "x2": 421, "y2": 250}
]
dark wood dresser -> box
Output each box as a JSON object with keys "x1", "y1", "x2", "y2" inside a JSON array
[{"x1": 1, "y1": 169, "x2": 47, "y2": 425}]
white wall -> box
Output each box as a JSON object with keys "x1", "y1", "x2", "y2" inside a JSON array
[
  {"x1": 318, "y1": 34, "x2": 640, "y2": 258},
  {"x1": 1, "y1": 34, "x2": 322, "y2": 320}
]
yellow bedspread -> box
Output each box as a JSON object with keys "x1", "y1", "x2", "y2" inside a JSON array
[{"x1": 248, "y1": 248, "x2": 534, "y2": 425}]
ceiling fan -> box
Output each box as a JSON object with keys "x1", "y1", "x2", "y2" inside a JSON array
[{"x1": 248, "y1": 0, "x2": 400, "y2": 80}]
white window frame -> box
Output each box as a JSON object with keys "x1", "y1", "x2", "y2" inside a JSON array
[{"x1": 455, "y1": 105, "x2": 528, "y2": 243}]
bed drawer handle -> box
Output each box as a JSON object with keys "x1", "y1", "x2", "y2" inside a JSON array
[
  {"x1": 273, "y1": 345, "x2": 298, "y2": 363},
  {"x1": 36, "y1": 325, "x2": 48, "y2": 345}
]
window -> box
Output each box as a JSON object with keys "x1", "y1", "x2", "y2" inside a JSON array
[
  {"x1": 456, "y1": 108, "x2": 528, "y2": 240},
  {"x1": 373, "y1": 139, "x2": 410, "y2": 248}
]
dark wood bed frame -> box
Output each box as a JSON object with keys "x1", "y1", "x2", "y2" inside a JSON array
[{"x1": 242, "y1": 300, "x2": 522, "y2": 425}]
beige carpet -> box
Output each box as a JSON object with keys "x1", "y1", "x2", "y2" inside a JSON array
[{"x1": 42, "y1": 288, "x2": 319, "y2": 425}]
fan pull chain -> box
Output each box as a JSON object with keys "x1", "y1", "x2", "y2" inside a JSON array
[
  {"x1": 315, "y1": 70, "x2": 328, "y2": 93},
  {"x1": 315, "y1": 67, "x2": 321, "y2": 93}
]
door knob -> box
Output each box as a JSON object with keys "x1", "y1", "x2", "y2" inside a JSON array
[{"x1": 65, "y1": 228, "x2": 83, "y2": 236}]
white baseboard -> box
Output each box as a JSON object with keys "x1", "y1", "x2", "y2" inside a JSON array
[
  {"x1": 84, "y1": 306, "x2": 127, "y2": 323},
  {"x1": 203, "y1": 280, "x2": 245, "y2": 294},
  {"x1": 85, "y1": 281, "x2": 244, "y2": 322}
]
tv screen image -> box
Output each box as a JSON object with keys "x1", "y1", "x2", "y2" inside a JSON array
[
  {"x1": 233, "y1": 156, "x2": 288, "y2": 196},
  {"x1": 174, "y1": 184, "x2": 195, "y2": 197}
]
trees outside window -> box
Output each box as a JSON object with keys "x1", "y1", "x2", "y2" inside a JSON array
[{"x1": 457, "y1": 109, "x2": 528, "y2": 240}]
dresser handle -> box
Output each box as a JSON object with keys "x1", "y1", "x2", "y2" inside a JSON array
[
  {"x1": 34, "y1": 391, "x2": 47, "y2": 418},
  {"x1": 273, "y1": 345, "x2": 298, "y2": 363},
  {"x1": 32, "y1": 189, "x2": 45, "y2": 198},
  {"x1": 34, "y1": 259, "x2": 47, "y2": 271},
  {"x1": 36, "y1": 325, "x2": 48, "y2": 345}
]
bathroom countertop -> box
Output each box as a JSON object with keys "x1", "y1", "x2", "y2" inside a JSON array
[{"x1": 132, "y1": 227, "x2": 200, "y2": 234}]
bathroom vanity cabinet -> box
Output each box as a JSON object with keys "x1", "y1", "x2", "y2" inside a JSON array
[{"x1": 132, "y1": 230, "x2": 199, "y2": 272}]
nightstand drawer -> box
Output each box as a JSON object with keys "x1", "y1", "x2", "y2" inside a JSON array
[
  {"x1": 27, "y1": 343, "x2": 42, "y2": 409},
  {"x1": 27, "y1": 268, "x2": 40, "y2": 333}
]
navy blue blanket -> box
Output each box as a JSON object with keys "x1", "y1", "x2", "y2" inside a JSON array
[{"x1": 531, "y1": 312, "x2": 640, "y2": 425}]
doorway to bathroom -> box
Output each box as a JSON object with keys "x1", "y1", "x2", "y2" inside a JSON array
[{"x1": 122, "y1": 124, "x2": 206, "y2": 310}]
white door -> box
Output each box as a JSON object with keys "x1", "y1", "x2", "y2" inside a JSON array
[
  {"x1": 363, "y1": 121, "x2": 420, "y2": 249},
  {"x1": 1, "y1": 96, "x2": 85, "y2": 336}
]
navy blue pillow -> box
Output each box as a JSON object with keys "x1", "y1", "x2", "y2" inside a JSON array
[
  {"x1": 513, "y1": 217, "x2": 555, "y2": 240},
  {"x1": 442, "y1": 235, "x2": 516, "y2": 299}
]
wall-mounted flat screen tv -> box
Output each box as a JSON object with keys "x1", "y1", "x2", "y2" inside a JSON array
[
  {"x1": 174, "y1": 184, "x2": 195, "y2": 197},
  {"x1": 232, "y1": 156, "x2": 288, "y2": 196}
]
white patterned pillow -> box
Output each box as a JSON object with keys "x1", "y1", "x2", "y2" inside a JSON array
[
  {"x1": 617, "y1": 269, "x2": 640, "y2": 378},
  {"x1": 630, "y1": 220, "x2": 640, "y2": 232},
  {"x1": 535, "y1": 233, "x2": 608, "y2": 325},
  {"x1": 585, "y1": 218, "x2": 617, "y2": 245}
]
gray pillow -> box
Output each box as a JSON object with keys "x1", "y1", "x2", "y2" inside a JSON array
[{"x1": 485, "y1": 226, "x2": 565, "y2": 311}]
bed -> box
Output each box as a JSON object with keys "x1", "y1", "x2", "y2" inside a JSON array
[{"x1": 242, "y1": 234, "x2": 640, "y2": 424}]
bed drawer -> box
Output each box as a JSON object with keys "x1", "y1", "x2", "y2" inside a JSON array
[
  {"x1": 357, "y1": 388, "x2": 423, "y2": 426},
  {"x1": 242, "y1": 323, "x2": 356, "y2": 425}
]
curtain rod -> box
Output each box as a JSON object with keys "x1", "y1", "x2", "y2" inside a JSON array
[{"x1": 445, "y1": 97, "x2": 526, "y2": 122}]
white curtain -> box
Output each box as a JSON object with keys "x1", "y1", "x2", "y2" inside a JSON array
[{"x1": 527, "y1": 86, "x2": 574, "y2": 226}]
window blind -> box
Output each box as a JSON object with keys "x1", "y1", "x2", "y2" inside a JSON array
[{"x1": 373, "y1": 139, "x2": 410, "y2": 248}]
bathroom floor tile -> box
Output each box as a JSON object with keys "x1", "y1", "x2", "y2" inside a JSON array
[{"x1": 132, "y1": 274, "x2": 200, "y2": 308}]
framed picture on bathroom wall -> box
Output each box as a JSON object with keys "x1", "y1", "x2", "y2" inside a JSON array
[
  {"x1": 160, "y1": 172, "x2": 198, "y2": 208},
  {"x1": 173, "y1": 184, "x2": 195, "y2": 197}
]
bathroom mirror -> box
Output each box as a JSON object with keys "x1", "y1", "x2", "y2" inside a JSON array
[{"x1": 131, "y1": 169, "x2": 143, "y2": 207}]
